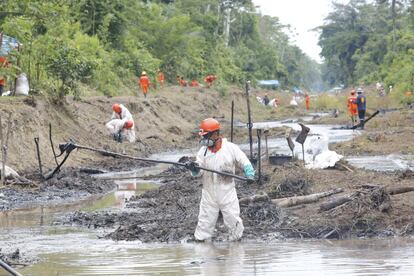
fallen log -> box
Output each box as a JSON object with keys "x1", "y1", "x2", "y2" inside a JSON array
[
  {"x1": 239, "y1": 193, "x2": 269, "y2": 205},
  {"x1": 318, "y1": 185, "x2": 414, "y2": 212},
  {"x1": 386, "y1": 186, "x2": 414, "y2": 195},
  {"x1": 319, "y1": 196, "x2": 352, "y2": 211},
  {"x1": 271, "y1": 188, "x2": 344, "y2": 208}
]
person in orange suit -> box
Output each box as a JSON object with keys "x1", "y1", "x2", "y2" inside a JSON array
[
  {"x1": 0, "y1": 56, "x2": 10, "y2": 95},
  {"x1": 190, "y1": 79, "x2": 199, "y2": 87},
  {"x1": 347, "y1": 89, "x2": 358, "y2": 125},
  {"x1": 204, "y1": 74, "x2": 217, "y2": 88},
  {"x1": 139, "y1": 71, "x2": 150, "y2": 98},
  {"x1": 157, "y1": 69, "x2": 164, "y2": 88},
  {"x1": 179, "y1": 76, "x2": 187, "y2": 87},
  {"x1": 305, "y1": 93, "x2": 310, "y2": 110}
]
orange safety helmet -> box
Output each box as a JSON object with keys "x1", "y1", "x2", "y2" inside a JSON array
[
  {"x1": 199, "y1": 118, "x2": 220, "y2": 136},
  {"x1": 112, "y1": 103, "x2": 122, "y2": 114},
  {"x1": 124, "y1": 120, "x2": 134, "y2": 129}
]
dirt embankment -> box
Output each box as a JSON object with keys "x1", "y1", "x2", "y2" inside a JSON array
[
  {"x1": 0, "y1": 86, "x2": 289, "y2": 173},
  {"x1": 0, "y1": 86, "x2": 290, "y2": 210}
]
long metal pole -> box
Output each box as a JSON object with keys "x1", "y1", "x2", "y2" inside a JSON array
[
  {"x1": 245, "y1": 81, "x2": 253, "y2": 160},
  {"x1": 302, "y1": 144, "x2": 305, "y2": 164},
  {"x1": 72, "y1": 143, "x2": 250, "y2": 182},
  {"x1": 0, "y1": 117, "x2": 4, "y2": 186},
  {"x1": 0, "y1": 258, "x2": 23, "y2": 276},
  {"x1": 230, "y1": 100, "x2": 234, "y2": 142}
]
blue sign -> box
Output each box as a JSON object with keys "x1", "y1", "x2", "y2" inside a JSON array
[
  {"x1": 1, "y1": 34, "x2": 20, "y2": 56},
  {"x1": 257, "y1": 80, "x2": 279, "y2": 86}
]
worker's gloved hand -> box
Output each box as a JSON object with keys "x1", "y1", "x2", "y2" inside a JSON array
[
  {"x1": 185, "y1": 161, "x2": 200, "y2": 175},
  {"x1": 243, "y1": 164, "x2": 255, "y2": 181}
]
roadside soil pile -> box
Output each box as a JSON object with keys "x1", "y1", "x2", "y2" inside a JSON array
[{"x1": 67, "y1": 161, "x2": 414, "y2": 242}]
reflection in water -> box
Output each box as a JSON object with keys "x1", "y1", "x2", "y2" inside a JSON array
[
  {"x1": 9, "y1": 236, "x2": 414, "y2": 275},
  {"x1": 346, "y1": 154, "x2": 414, "y2": 171}
]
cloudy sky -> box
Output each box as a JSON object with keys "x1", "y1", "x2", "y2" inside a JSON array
[{"x1": 252, "y1": 0, "x2": 348, "y2": 63}]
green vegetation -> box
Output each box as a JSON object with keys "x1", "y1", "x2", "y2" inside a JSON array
[
  {"x1": 0, "y1": 0, "x2": 323, "y2": 99},
  {"x1": 318, "y1": 0, "x2": 414, "y2": 102},
  {"x1": 2, "y1": 0, "x2": 414, "y2": 104}
]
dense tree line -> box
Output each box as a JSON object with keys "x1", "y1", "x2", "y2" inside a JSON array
[
  {"x1": 0, "y1": 0, "x2": 323, "y2": 98},
  {"x1": 319, "y1": 0, "x2": 414, "y2": 99}
]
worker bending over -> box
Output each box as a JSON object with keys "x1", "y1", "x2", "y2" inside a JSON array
[{"x1": 105, "y1": 103, "x2": 136, "y2": 142}]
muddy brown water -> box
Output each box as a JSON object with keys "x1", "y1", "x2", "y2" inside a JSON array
[
  {"x1": 2, "y1": 194, "x2": 414, "y2": 276},
  {"x1": 1, "y1": 120, "x2": 413, "y2": 275}
]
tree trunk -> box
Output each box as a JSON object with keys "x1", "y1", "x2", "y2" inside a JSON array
[
  {"x1": 387, "y1": 186, "x2": 414, "y2": 195},
  {"x1": 319, "y1": 196, "x2": 352, "y2": 211},
  {"x1": 272, "y1": 188, "x2": 344, "y2": 208}
]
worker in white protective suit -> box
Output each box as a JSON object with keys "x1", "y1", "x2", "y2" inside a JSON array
[
  {"x1": 105, "y1": 103, "x2": 135, "y2": 143},
  {"x1": 185, "y1": 118, "x2": 255, "y2": 242},
  {"x1": 106, "y1": 119, "x2": 136, "y2": 143},
  {"x1": 110, "y1": 103, "x2": 133, "y2": 121},
  {"x1": 305, "y1": 134, "x2": 343, "y2": 169}
]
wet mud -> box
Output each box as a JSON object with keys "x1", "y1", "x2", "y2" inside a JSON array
[
  {"x1": 0, "y1": 158, "x2": 148, "y2": 211},
  {"x1": 66, "y1": 161, "x2": 414, "y2": 243},
  {"x1": 68, "y1": 165, "x2": 284, "y2": 243}
]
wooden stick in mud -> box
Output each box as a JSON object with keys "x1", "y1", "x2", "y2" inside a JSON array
[
  {"x1": 272, "y1": 188, "x2": 344, "y2": 208},
  {"x1": 245, "y1": 81, "x2": 253, "y2": 160},
  {"x1": 0, "y1": 117, "x2": 4, "y2": 185},
  {"x1": 2, "y1": 114, "x2": 12, "y2": 185},
  {"x1": 336, "y1": 162, "x2": 354, "y2": 172},
  {"x1": 230, "y1": 100, "x2": 234, "y2": 142}
]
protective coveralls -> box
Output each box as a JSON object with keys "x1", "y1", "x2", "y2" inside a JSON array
[
  {"x1": 192, "y1": 138, "x2": 255, "y2": 241},
  {"x1": 347, "y1": 92, "x2": 358, "y2": 122},
  {"x1": 139, "y1": 73, "x2": 150, "y2": 97},
  {"x1": 204, "y1": 75, "x2": 216, "y2": 88},
  {"x1": 305, "y1": 94, "x2": 310, "y2": 110},
  {"x1": 0, "y1": 56, "x2": 10, "y2": 95},
  {"x1": 157, "y1": 71, "x2": 164, "y2": 88},
  {"x1": 289, "y1": 96, "x2": 298, "y2": 106},
  {"x1": 356, "y1": 90, "x2": 366, "y2": 129},
  {"x1": 105, "y1": 119, "x2": 136, "y2": 143},
  {"x1": 111, "y1": 104, "x2": 132, "y2": 121},
  {"x1": 305, "y1": 135, "x2": 343, "y2": 169}
]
